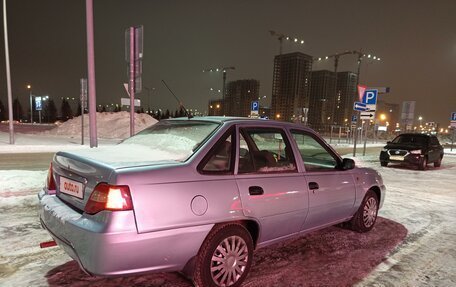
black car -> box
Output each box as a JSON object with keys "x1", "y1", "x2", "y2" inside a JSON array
[{"x1": 379, "y1": 133, "x2": 444, "y2": 170}]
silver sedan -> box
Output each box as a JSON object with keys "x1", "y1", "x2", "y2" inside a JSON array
[{"x1": 38, "y1": 117, "x2": 385, "y2": 287}]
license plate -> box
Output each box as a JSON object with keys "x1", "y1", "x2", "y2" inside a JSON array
[
  {"x1": 59, "y1": 176, "x2": 84, "y2": 199},
  {"x1": 389, "y1": 155, "x2": 404, "y2": 161}
]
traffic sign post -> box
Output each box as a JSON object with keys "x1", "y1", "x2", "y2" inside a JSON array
[{"x1": 353, "y1": 89, "x2": 378, "y2": 157}]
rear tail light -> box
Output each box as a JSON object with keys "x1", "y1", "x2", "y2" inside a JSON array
[
  {"x1": 46, "y1": 163, "x2": 56, "y2": 191},
  {"x1": 84, "y1": 183, "x2": 133, "y2": 214}
]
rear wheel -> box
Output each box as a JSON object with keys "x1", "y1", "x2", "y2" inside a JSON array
[
  {"x1": 434, "y1": 155, "x2": 442, "y2": 167},
  {"x1": 192, "y1": 224, "x2": 253, "y2": 287},
  {"x1": 349, "y1": 190, "x2": 379, "y2": 233},
  {"x1": 418, "y1": 157, "x2": 428, "y2": 170}
]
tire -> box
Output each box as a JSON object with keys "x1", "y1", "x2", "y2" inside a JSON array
[
  {"x1": 418, "y1": 157, "x2": 428, "y2": 170},
  {"x1": 380, "y1": 161, "x2": 388, "y2": 167},
  {"x1": 349, "y1": 190, "x2": 379, "y2": 233},
  {"x1": 192, "y1": 224, "x2": 254, "y2": 287},
  {"x1": 434, "y1": 156, "x2": 442, "y2": 168}
]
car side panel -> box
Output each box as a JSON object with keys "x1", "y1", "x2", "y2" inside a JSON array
[
  {"x1": 235, "y1": 173, "x2": 309, "y2": 243},
  {"x1": 128, "y1": 172, "x2": 244, "y2": 234},
  {"x1": 302, "y1": 172, "x2": 356, "y2": 230}
]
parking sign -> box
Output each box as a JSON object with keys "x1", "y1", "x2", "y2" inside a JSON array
[
  {"x1": 251, "y1": 101, "x2": 259, "y2": 112},
  {"x1": 362, "y1": 90, "x2": 378, "y2": 105}
]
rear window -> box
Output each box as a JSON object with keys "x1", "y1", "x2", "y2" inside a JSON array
[{"x1": 121, "y1": 120, "x2": 220, "y2": 161}]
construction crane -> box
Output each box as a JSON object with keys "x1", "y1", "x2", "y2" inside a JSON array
[
  {"x1": 314, "y1": 50, "x2": 380, "y2": 79},
  {"x1": 202, "y1": 66, "x2": 236, "y2": 114},
  {"x1": 269, "y1": 30, "x2": 305, "y2": 55}
]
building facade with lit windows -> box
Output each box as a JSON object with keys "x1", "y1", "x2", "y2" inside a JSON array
[
  {"x1": 308, "y1": 70, "x2": 336, "y2": 131},
  {"x1": 271, "y1": 52, "x2": 312, "y2": 122},
  {"x1": 334, "y1": 71, "x2": 358, "y2": 126},
  {"x1": 224, "y1": 79, "x2": 260, "y2": 117}
]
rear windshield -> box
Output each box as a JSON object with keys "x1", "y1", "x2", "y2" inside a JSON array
[
  {"x1": 392, "y1": 135, "x2": 428, "y2": 145},
  {"x1": 121, "y1": 120, "x2": 220, "y2": 161}
]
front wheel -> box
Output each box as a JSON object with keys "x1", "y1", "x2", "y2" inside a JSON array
[
  {"x1": 418, "y1": 157, "x2": 428, "y2": 170},
  {"x1": 192, "y1": 224, "x2": 254, "y2": 287},
  {"x1": 349, "y1": 190, "x2": 379, "y2": 233}
]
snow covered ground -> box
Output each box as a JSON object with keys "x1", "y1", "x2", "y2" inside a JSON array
[{"x1": 1, "y1": 116, "x2": 455, "y2": 286}]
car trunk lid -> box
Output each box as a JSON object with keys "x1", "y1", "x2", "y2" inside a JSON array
[{"x1": 52, "y1": 145, "x2": 181, "y2": 212}]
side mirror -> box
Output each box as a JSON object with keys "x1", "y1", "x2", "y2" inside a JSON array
[{"x1": 340, "y1": 158, "x2": 355, "y2": 170}]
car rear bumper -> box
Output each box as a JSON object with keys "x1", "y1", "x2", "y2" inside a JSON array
[
  {"x1": 380, "y1": 151, "x2": 424, "y2": 165},
  {"x1": 38, "y1": 189, "x2": 213, "y2": 276}
]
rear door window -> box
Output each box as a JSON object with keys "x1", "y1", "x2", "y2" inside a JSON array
[{"x1": 238, "y1": 128, "x2": 297, "y2": 173}]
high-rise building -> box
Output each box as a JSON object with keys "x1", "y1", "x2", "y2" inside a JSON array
[
  {"x1": 308, "y1": 70, "x2": 336, "y2": 131},
  {"x1": 334, "y1": 71, "x2": 358, "y2": 126},
  {"x1": 271, "y1": 52, "x2": 312, "y2": 122},
  {"x1": 225, "y1": 79, "x2": 260, "y2": 117}
]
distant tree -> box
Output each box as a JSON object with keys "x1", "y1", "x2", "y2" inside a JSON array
[
  {"x1": 13, "y1": 98, "x2": 23, "y2": 121},
  {"x1": 44, "y1": 99, "x2": 58, "y2": 122},
  {"x1": 0, "y1": 99, "x2": 6, "y2": 121},
  {"x1": 164, "y1": 109, "x2": 170, "y2": 119},
  {"x1": 60, "y1": 99, "x2": 73, "y2": 121},
  {"x1": 154, "y1": 110, "x2": 162, "y2": 121},
  {"x1": 114, "y1": 105, "x2": 121, "y2": 112},
  {"x1": 173, "y1": 109, "x2": 179, "y2": 118},
  {"x1": 101, "y1": 105, "x2": 107, "y2": 112},
  {"x1": 178, "y1": 106, "x2": 186, "y2": 117}
]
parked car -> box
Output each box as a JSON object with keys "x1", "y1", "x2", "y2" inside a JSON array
[
  {"x1": 39, "y1": 117, "x2": 386, "y2": 287},
  {"x1": 379, "y1": 133, "x2": 444, "y2": 170}
]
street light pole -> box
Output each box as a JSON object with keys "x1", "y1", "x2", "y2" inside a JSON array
[
  {"x1": 3, "y1": 0, "x2": 14, "y2": 144},
  {"x1": 203, "y1": 66, "x2": 235, "y2": 115},
  {"x1": 27, "y1": 84, "x2": 33, "y2": 123}
]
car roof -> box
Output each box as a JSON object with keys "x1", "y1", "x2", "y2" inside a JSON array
[
  {"x1": 396, "y1": 133, "x2": 431, "y2": 138},
  {"x1": 165, "y1": 116, "x2": 315, "y2": 131}
]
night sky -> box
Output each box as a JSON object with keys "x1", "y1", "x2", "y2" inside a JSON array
[{"x1": 1, "y1": 0, "x2": 455, "y2": 125}]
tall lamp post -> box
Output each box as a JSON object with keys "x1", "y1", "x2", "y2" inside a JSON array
[
  {"x1": 203, "y1": 66, "x2": 235, "y2": 115},
  {"x1": 27, "y1": 84, "x2": 32, "y2": 123}
]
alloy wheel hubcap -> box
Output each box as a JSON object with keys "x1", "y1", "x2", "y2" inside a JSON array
[
  {"x1": 210, "y1": 235, "x2": 248, "y2": 286},
  {"x1": 363, "y1": 197, "x2": 378, "y2": 228}
]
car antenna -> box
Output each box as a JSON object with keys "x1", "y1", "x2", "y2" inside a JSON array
[{"x1": 161, "y1": 80, "x2": 193, "y2": 119}]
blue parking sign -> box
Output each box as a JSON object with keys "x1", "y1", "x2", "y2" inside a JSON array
[
  {"x1": 362, "y1": 90, "x2": 378, "y2": 105},
  {"x1": 251, "y1": 101, "x2": 259, "y2": 112}
]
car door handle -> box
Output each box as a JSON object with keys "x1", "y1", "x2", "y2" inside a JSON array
[
  {"x1": 249, "y1": 186, "x2": 264, "y2": 196},
  {"x1": 308, "y1": 182, "x2": 319, "y2": 190}
]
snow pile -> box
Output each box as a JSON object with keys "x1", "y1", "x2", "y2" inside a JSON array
[{"x1": 45, "y1": 112, "x2": 158, "y2": 139}]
